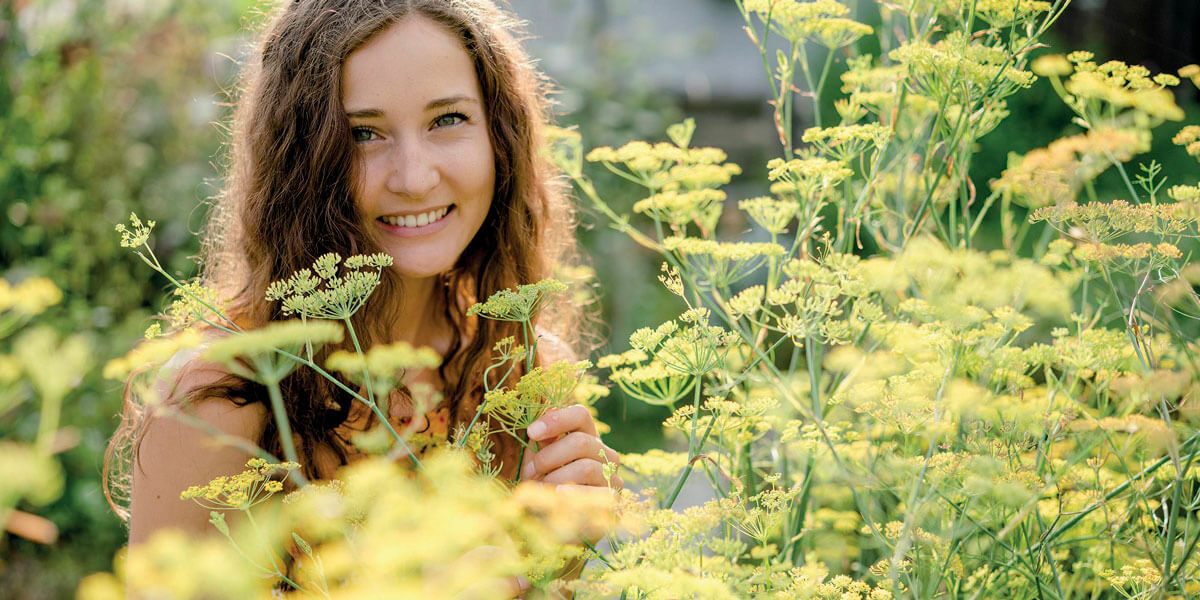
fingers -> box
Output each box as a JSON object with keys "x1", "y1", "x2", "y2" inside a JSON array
[
  {"x1": 527, "y1": 404, "x2": 595, "y2": 441},
  {"x1": 540, "y1": 458, "x2": 623, "y2": 489},
  {"x1": 521, "y1": 431, "x2": 618, "y2": 480}
]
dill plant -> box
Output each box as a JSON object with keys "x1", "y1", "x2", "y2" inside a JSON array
[
  {"x1": 81, "y1": 0, "x2": 1200, "y2": 597},
  {"x1": 542, "y1": 1, "x2": 1200, "y2": 597}
]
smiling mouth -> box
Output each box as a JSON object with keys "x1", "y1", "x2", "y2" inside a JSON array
[{"x1": 378, "y1": 205, "x2": 454, "y2": 228}]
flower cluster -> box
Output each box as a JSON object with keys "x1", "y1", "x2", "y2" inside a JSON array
[
  {"x1": 1050, "y1": 52, "x2": 1186, "y2": 122},
  {"x1": 114, "y1": 212, "x2": 154, "y2": 248},
  {"x1": 1030, "y1": 199, "x2": 1197, "y2": 239},
  {"x1": 326, "y1": 341, "x2": 442, "y2": 391},
  {"x1": 265, "y1": 253, "x2": 393, "y2": 321},
  {"x1": 482, "y1": 360, "x2": 592, "y2": 431},
  {"x1": 993, "y1": 128, "x2": 1149, "y2": 208},
  {"x1": 889, "y1": 33, "x2": 1036, "y2": 105},
  {"x1": 743, "y1": 0, "x2": 873, "y2": 48},
  {"x1": 180, "y1": 458, "x2": 299, "y2": 511},
  {"x1": 663, "y1": 236, "x2": 785, "y2": 289},
  {"x1": 766, "y1": 156, "x2": 853, "y2": 197},
  {"x1": 801, "y1": 123, "x2": 891, "y2": 163},
  {"x1": 202, "y1": 320, "x2": 343, "y2": 383},
  {"x1": 1174, "y1": 125, "x2": 1200, "y2": 161},
  {"x1": 466, "y1": 278, "x2": 567, "y2": 324}
]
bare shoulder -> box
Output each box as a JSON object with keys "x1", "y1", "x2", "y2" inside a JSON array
[
  {"x1": 129, "y1": 350, "x2": 267, "y2": 544},
  {"x1": 534, "y1": 326, "x2": 578, "y2": 364}
]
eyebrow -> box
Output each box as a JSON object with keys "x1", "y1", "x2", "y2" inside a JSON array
[{"x1": 345, "y1": 95, "x2": 479, "y2": 119}]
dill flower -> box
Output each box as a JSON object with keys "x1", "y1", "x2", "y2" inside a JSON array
[
  {"x1": 492, "y1": 335, "x2": 528, "y2": 363},
  {"x1": 103, "y1": 328, "x2": 204, "y2": 381},
  {"x1": 743, "y1": 0, "x2": 873, "y2": 48},
  {"x1": 766, "y1": 156, "x2": 853, "y2": 198},
  {"x1": 1180, "y1": 64, "x2": 1200, "y2": 88},
  {"x1": 120, "y1": 531, "x2": 267, "y2": 599},
  {"x1": 1168, "y1": 184, "x2": 1199, "y2": 202},
  {"x1": 663, "y1": 236, "x2": 785, "y2": 288},
  {"x1": 1063, "y1": 60, "x2": 1185, "y2": 121},
  {"x1": 466, "y1": 278, "x2": 568, "y2": 323},
  {"x1": 0, "y1": 277, "x2": 62, "y2": 317},
  {"x1": 180, "y1": 458, "x2": 300, "y2": 511},
  {"x1": 655, "y1": 163, "x2": 743, "y2": 191},
  {"x1": 619, "y1": 451, "x2": 686, "y2": 496},
  {"x1": 483, "y1": 360, "x2": 591, "y2": 430},
  {"x1": 629, "y1": 320, "x2": 679, "y2": 354},
  {"x1": 739, "y1": 197, "x2": 799, "y2": 234},
  {"x1": 543, "y1": 125, "x2": 583, "y2": 177},
  {"x1": 969, "y1": 0, "x2": 1052, "y2": 26},
  {"x1": 114, "y1": 212, "x2": 154, "y2": 248},
  {"x1": 586, "y1": 140, "x2": 731, "y2": 182},
  {"x1": 203, "y1": 320, "x2": 344, "y2": 382},
  {"x1": 326, "y1": 341, "x2": 442, "y2": 389},
  {"x1": 1030, "y1": 199, "x2": 1196, "y2": 239},
  {"x1": 164, "y1": 281, "x2": 228, "y2": 330},
  {"x1": 1173, "y1": 125, "x2": 1200, "y2": 161},
  {"x1": 634, "y1": 189, "x2": 726, "y2": 229},
  {"x1": 1072, "y1": 241, "x2": 1183, "y2": 262},
  {"x1": 655, "y1": 322, "x2": 738, "y2": 376},
  {"x1": 889, "y1": 33, "x2": 1035, "y2": 106},
  {"x1": 993, "y1": 128, "x2": 1149, "y2": 208},
  {"x1": 1032, "y1": 54, "x2": 1072, "y2": 78},
  {"x1": 265, "y1": 253, "x2": 392, "y2": 321},
  {"x1": 1099, "y1": 559, "x2": 1161, "y2": 595},
  {"x1": 515, "y1": 359, "x2": 593, "y2": 408},
  {"x1": 801, "y1": 123, "x2": 891, "y2": 162},
  {"x1": 658, "y1": 263, "x2": 685, "y2": 297},
  {"x1": 727, "y1": 285, "x2": 765, "y2": 318},
  {"x1": 609, "y1": 360, "x2": 696, "y2": 407}
]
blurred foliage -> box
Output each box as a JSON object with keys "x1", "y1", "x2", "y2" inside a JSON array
[{"x1": 0, "y1": 1, "x2": 246, "y2": 597}]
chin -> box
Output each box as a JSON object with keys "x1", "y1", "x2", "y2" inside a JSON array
[{"x1": 387, "y1": 257, "x2": 460, "y2": 282}]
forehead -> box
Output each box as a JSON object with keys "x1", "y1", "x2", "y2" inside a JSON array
[{"x1": 340, "y1": 15, "x2": 480, "y2": 112}]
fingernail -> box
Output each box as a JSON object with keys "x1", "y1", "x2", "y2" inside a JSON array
[
  {"x1": 516, "y1": 576, "x2": 530, "y2": 591},
  {"x1": 521, "y1": 461, "x2": 536, "y2": 480},
  {"x1": 527, "y1": 421, "x2": 546, "y2": 439}
]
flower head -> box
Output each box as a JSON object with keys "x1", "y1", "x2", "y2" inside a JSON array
[
  {"x1": 466, "y1": 278, "x2": 567, "y2": 324},
  {"x1": 265, "y1": 253, "x2": 393, "y2": 321},
  {"x1": 115, "y1": 212, "x2": 155, "y2": 248}
]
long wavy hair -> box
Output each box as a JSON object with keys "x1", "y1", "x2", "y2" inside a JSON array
[{"x1": 105, "y1": 0, "x2": 585, "y2": 517}]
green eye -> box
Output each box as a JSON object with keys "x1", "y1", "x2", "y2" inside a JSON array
[
  {"x1": 351, "y1": 127, "x2": 376, "y2": 142},
  {"x1": 433, "y1": 112, "x2": 467, "y2": 128}
]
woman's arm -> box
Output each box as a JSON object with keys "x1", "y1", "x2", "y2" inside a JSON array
[{"x1": 129, "y1": 361, "x2": 267, "y2": 545}]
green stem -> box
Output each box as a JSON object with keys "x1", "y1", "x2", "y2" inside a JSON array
[{"x1": 265, "y1": 377, "x2": 301, "y2": 470}]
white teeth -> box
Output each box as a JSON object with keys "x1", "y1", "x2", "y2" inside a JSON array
[{"x1": 381, "y1": 207, "x2": 450, "y2": 228}]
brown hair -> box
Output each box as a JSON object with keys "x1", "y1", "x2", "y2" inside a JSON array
[{"x1": 105, "y1": 0, "x2": 585, "y2": 517}]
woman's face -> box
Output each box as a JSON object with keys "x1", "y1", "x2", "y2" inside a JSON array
[{"x1": 342, "y1": 15, "x2": 495, "y2": 280}]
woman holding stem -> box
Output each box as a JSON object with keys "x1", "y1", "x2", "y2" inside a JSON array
[{"x1": 106, "y1": 0, "x2": 620, "y2": 593}]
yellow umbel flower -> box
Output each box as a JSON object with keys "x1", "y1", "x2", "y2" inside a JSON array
[
  {"x1": 114, "y1": 212, "x2": 154, "y2": 248},
  {"x1": 0, "y1": 277, "x2": 62, "y2": 317},
  {"x1": 467, "y1": 278, "x2": 567, "y2": 325},
  {"x1": 265, "y1": 252, "x2": 393, "y2": 321},
  {"x1": 180, "y1": 458, "x2": 299, "y2": 511},
  {"x1": 743, "y1": 0, "x2": 873, "y2": 48}
]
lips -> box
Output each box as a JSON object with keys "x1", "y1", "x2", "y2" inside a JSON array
[
  {"x1": 378, "y1": 205, "x2": 453, "y2": 228},
  {"x1": 376, "y1": 204, "x2": 455, "y2": 237}
]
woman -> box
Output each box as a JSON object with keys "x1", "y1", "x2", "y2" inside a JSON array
[{"x1": 105, "y1": 0, "x2": 620, "y2": 571}]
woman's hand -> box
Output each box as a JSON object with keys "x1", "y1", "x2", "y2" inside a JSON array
[{"x1": 520, "y1": 405, "x2": 622, "y2": 491}]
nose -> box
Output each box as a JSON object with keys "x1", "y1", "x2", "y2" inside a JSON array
[{"x1": 385, "y1": 137, "x2": 440, "y2": 199}]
